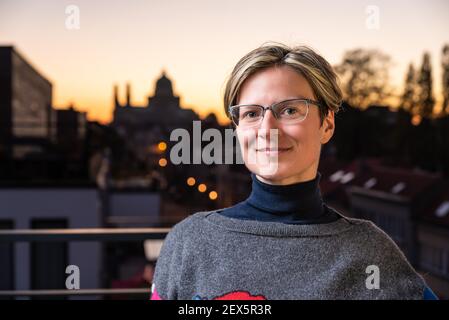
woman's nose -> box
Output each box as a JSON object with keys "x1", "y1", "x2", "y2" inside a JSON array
[
  {"x1": 259, "y1": 109, "x2": 279, "y2": 130},
  {"x1": 257, "y1": 109, "x2": 280, "y2": 145}
]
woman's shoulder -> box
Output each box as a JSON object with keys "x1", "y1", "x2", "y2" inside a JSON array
[
  {"x1": 327, "y1": 207, "x2": 414, "y2": 257},
  {"x1": 341, "y1": 214, "x2": 400, "y2": 245},
  {"x1": 165, "y1": 210, "x2": 216, "y2": 238},
  {"x1": 336, "y1": 212, "x2": 423, "y2": 276},
  {"x1": 327, "y1": 207, "x2": 394, "y2": 238}
]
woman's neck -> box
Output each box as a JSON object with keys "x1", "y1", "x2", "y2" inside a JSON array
[
  {"x1": 255, "y1": 169, "x2": 318, "y2": 186},
  {"x1": 246, "y1": 171, "x2": 325, "y2": 220},
  {"x1": 217, "y1": 170, "x2": 340, "y2": 225}
]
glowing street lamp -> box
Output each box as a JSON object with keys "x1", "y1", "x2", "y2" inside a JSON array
[
  {"x1": 158, "y1": 142, "x2": 167, "y2": 152},
  {"x1": 187, "y1": 177, "x2": 196, "y2": 186},
  {"x1": 198, "y1": 183, "x2": 207, "y2": 193},
  {"x1": 209, "y1": 191, "x2": 218, "y2": 200},
  {"x1": 158, "y1": 158, "x2": 167, "y2": 167}
]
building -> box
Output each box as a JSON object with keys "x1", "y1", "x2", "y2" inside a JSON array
[
  {"x1": 0, "y1": 186, "x2": 102, "y2": 298},
  {"x1": 112, "y1": 71, "x2": 200, "y2": 141},
  {"x1": 416, "y1": 183, "x2": 449, "y2": 299},
  {"x1": 0, "y1": 46, "x2": 55, "y2": 166},
  {"x1": 56, "y1": 105, "x2": 87, "y2": 153},
  {"x1": 112, "y1": 71, "x2": 201, "y2": 166},
  {"x1": 346, "y1": 164, "x2": 442, "y2": 265},
  {"x1": 54, "y1": 106, "x2": 89, "y2": 178}
]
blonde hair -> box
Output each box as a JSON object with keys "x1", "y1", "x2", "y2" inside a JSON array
[{"x1": 223, "y1": 42, "x2": 342, "y2": 126}]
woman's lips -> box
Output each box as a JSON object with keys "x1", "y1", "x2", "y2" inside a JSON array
[{"x1": 256, "y1": 147, "x2": 292, "y2": 155}]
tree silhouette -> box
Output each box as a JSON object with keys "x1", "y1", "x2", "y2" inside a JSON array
[
  {"x1": 335, "y1": 48, "x2": 392, "y2": 108},
  {"x1": 416, "y1": 52, "x2": 435, "y2": 118},
  {"x1": 401, "y1": 63, "x2": 417, "y2": 113},
  {"x1": 442, "y1": 44, "x2": 449, "y2": 115}
]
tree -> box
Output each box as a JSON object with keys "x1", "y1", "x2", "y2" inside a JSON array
[
  {"x1": 335, "y1": 48, "x2": 392, "y2": 108},
  {"x1": 401, "y1": 63, "x2": 417, "y2": 113},
  {"x1": 416, "y1": 52, "x2": 435, "y2": 118},
  {"x1": 442, "y1": 45, "x2": 449, "y2": 115}
]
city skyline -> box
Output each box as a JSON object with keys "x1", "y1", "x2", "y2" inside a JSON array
[
  {"x1": 0, "y1": 0, "x2": 448, "y2": 124},
  {"x1": 1, "y1": 2, "x2": 449, "y2": 299}
]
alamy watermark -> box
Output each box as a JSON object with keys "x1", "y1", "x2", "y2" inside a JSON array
[
  {"x1": 65, "y1": 5, "x2": 80, "y2": 30},
  {"x1": 365, "y1": 5, "x2": 380, "y2": 30},
  {"x1": 65, "y1": 264, "x2": 80, "y2": 290},
  {"x1": 365, "y1": 264, "x2": 380, "y2": 289},
  {"x1": 169, "y1": 121, "x2": 280, "y2": 175}
]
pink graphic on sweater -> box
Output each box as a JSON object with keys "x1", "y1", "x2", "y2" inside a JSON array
[
  {"x1": 150, "y1": 285, "x2": 266, "y2": 300},
  {"x1": 207, "y1": 291, "x2": 267, "y2": 300},
  {"x1": 150, "y1": 285, "x2": 162, "y2": 300}
]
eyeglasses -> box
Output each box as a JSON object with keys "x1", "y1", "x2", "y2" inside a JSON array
[{"x1": 228, "y1": 98, "x2": 322, "y2": 128}]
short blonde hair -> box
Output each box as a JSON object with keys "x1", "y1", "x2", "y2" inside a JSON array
[{"x1": 223, "y1": 42, "x2": 342, "y2": 126}]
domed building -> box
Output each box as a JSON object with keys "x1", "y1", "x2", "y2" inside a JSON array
[
  {"x1": 111, "y1": 71, "x2": 201, "y2": 161},
  {"x1": 112, "y1": 71, "x2": 200, "y2": 130}
]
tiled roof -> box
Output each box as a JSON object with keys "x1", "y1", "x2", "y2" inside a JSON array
[{"x1": 319, "y1": 156, "x2": 449, "y2": 227}]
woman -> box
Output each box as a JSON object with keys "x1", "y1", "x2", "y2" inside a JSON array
[{"x1": 151, "y1": 42, "x2": 437, "y2": 300}]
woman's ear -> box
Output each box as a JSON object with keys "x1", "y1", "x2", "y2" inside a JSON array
[{"x1": 320, "y1": 110, "x2": 335, "y2": 145}]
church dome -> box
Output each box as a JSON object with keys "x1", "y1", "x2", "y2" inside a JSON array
[{"x1": 154, "y1": 71, "x2": 173, "y2": 96}]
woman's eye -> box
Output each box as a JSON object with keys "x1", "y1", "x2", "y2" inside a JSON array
[
  {"x1": 281, "y1": 107, "x2": 297, "y2": 115},
  {"x1": 242, "y1": 111, "x2": 257, "y2": 118}
]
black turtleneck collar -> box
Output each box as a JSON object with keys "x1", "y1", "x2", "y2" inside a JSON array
[{"x1": 218, "y1": 171, "x2": 339, "y2": 224}]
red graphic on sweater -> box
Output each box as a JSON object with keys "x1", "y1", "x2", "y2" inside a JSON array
[
  {"x1": 150, "y1": 287, "x2": 267, "y2": 300},
  {"x1": 211, "y1": 291, "x2": 267, "y2": 300}
]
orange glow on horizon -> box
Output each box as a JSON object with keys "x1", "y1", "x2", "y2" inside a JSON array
[
  {"x1": 2, "y1": 0, "x2": 447, "y2": 126},
  {"x1": 411, "y1": 114, "x2": 422, "y2": 126}
]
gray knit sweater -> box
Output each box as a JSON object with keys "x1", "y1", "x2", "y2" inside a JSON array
[{"x1": 151, "y1": 208, "x2": 426, "y2": 300}]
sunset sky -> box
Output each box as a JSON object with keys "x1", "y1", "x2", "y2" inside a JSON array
[{"x1": 1, "y1": 0, "x2": 448, "y2": 124}]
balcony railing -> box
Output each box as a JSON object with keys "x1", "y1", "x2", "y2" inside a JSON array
[{"x1": 0, "y1": 227, "x2": 170, "y2": 299}]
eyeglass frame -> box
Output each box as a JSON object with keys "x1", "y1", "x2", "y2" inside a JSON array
[{"x1": 228, "y1": 97, "x2": 323, "y2": 127}]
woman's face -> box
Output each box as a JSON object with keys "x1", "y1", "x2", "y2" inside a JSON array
[{"x1": 235, "y1": 65, "x2": 335, "y2": 185}]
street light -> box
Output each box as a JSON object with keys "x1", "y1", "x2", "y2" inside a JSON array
[
  {"x1": 158, "y1": 142, "x2": 167, "y2": 152},
  {"x1": 209, "y1": 191, "x2": 218, "y2": 200},
  {"x1": 198, "y1": 183, "x2": 207, "y2": 193},
  {"x1": 158, "y1": 158, "x2": 167, "y2": 167},
  {"x1": 187, "y1": 177, "x2": 196, "y2": 186}
]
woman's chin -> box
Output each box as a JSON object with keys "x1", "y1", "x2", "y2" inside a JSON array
[{"x1": 253, "y1": 168, "x2": 292, "y2": 182}]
